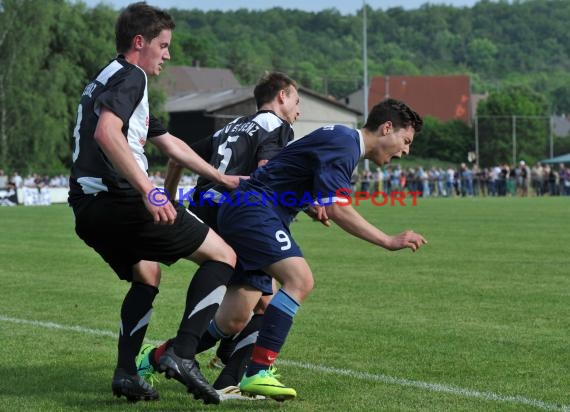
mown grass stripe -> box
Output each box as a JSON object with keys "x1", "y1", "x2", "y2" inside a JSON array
[{"x1": 2, "y1": 314, "x2": 567, "y2": 412}]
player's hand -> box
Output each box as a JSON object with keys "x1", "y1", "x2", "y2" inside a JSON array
[
  {"x1": 305, "y1": 205, "x2": 331, "y2": 227},
  {"x1": 143, "y1": 189, "x2": 177, "y2": 225},
  {"x1": 387, "y1": 230, "x2": 427, "y2": 252},
  {"x1": 220, "y1": 174, "x2": 248, "y2": 189}
]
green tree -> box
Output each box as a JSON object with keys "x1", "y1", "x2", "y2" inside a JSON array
[
  {"x1": 1, "y1": 0, "x2": 58, "y2": 173},
  {"x1": 466, "y1": 38, "x2": 498, "y2": 74},
  {"x1": 412, "y1": 117, "x2": 472, "y2": 163},
  {"x1": 476, "y1": 85, "x2": 549, "y2": 166},
  {"x1": 551, "y1": 85, "x2": 570, "y2": 115}
]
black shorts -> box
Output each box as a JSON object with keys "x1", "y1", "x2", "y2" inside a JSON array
[
  {"x1": 73, "y1": 193, "x2": 209, "y2": 281},
  {"x1": 188, "y1": 202, "x2": 219, "y2": 232}
]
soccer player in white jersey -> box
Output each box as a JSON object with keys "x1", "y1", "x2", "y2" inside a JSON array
[{"x1": 68, "y1": 2, "x2": 239, "y2": 405}]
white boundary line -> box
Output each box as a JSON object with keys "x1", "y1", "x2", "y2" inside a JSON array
[{"x1": 2, "y1": 315, "x2": 568, "y2": 411}]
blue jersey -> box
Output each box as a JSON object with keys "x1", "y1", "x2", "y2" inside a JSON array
[
  {"x1": 217, "y1": 124, "x2": 363, "y2": 287},
  {"x1": 241, "y1": 124, "x2": 364, "y2": 221}
]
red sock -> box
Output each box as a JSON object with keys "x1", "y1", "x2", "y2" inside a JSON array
[{"x1": 153, "y1": 339, "x2": 173, "y2": 365}]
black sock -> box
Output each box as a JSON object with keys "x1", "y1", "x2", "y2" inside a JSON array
[
  {"x1": 174, "y1": 260, "x2": 233, "y2": 358},
  {"x1": 216, "y1": 336, "x2": 238, "y2": 364},
  {"x1": 196, "y1": 319, "x2": 228, "y2": 354},
  {"x1": 213, "y1": 314, "x2": 263, "y2": 389},
  {"x1": 117, "y1": 282, "x2": 158, "y2": 375}
]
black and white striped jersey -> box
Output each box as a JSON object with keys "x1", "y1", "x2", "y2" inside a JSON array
[
  {"x1": 192, "y1": 110, "x2": 294, "y2": 203},
  {"x1": 68, "y1": 56, "x2": 167, "y2": 204}
]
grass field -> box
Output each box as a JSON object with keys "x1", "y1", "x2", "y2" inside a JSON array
[{"x1": 1, "y1": 197, "x2": 569, "y2": 411}]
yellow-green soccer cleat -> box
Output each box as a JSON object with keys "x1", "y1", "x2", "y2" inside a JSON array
[
  {"x1": 136, "y1": 344, "x2": 160, "y2": 386},
  {"x1": 239, "y1": 367, "x2": 296, "y2": 402}
]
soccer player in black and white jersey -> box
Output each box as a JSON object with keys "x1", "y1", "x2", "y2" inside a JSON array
[
  {"x1": 68, "y1": 2, "x2": 238, "y2": 405},
  {"x1": 138, "y1": 72, "x2": 302, "y2": 401}
]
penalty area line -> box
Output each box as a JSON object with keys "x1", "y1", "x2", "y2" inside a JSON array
[{"x1": 1, "y1": 314, "x2": 568, "y2": 411}]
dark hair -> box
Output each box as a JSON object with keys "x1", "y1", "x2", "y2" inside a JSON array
[
  {"x1": 253, "y1": 72, "x2": 298, "y2": 108},
  {"x1": 364, "y1": 98, "x2": 423, "y2": 133},
  {"x1": 115, "y1": 2, "x2": 175, "y2": 54}
]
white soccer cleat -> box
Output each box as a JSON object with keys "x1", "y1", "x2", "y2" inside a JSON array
[{"x1": 216, "y1": 385, "x2": 267, "y2": 401}]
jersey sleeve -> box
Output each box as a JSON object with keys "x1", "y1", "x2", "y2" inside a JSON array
[
  {"x1": 148, "y1": 114, "x2": 168, "y2": 138},
  {"x1": 190, "y1": 135, "x2": 214, "y2": 161},
  {"x1": 312, "y1": 130, "x2": 360, "y2": 199},
  {"x1": 96, "y1": 67, "x2": 145, "y2": 125}
]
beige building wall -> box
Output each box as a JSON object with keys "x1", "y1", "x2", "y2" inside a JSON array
[{"x1": 293, "y1": 92, "x2": 359, "y2": 139}]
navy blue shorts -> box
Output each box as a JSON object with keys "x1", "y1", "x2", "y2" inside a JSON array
[{"x1": 217, "y1": 194, "x2": 302, "y2": 294}]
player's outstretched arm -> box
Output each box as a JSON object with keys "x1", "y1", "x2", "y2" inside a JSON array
[
  {"x1": 164, "y1": 159, "x2": 183, "y2": 204},
  {"x1": 325, "y1": 202, "x2": 427, "y2": 252},
  {"x1": 151, "y1": 133, "x2": 240, "y2": 190}
]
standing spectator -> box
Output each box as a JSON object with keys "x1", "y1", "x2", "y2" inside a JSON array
[
  {"x1": 10, "y1": 171, "x2": 23, "y2": 188},
  {"x1": 23, "y1": 174, "x2": 36, "y2": 188},
  {"x1": 400, "y1": 167, "x2": 411, "y2": 192},
  {"x1": 0, "y1": 170, "x2": 7, "y2": 187},
  {"x1": 392, "y1": 165, "x2": 402, "y2": 192},
  {"x1": 436, "y1": 167, "x2": 446, "y2": 197},
  {"x1": 460, "y1": 163, "x2": 473, "y2": 197},
  {"x1": 427, "y1": 167, "x2": 437, "y2": 196},
  {"x1": 532, "y1": 162, "x2": 544, "y2": 196},
  {"x1": 446, "y1": 166, "x2": 455, "y2": 197},
  {"x1": 384, "y1": 166, "x2": 393, "y2": 194},
  {"x1": 546, "y1": 165, "x2": 558, "y2": 195},
  {"x1": 360, "y1": 169, "x2": 372, "y2": 192},
  {"x1": 371, "y1": 167, "x2": 384, "y2": 194},
  {"x1": 507, "y1": 164, "x2": 517, "y2": 196},
  {"x1": 350, "y1": 170, "x2": 359, "y2": 192},
  {"x1": 472, "y1": 164, "x2": 484, "y2": 197},
  {"x1": 518, "y1": 160, "x2": 530, "y2": 197},
  {"x1": 418, "y1": 166, "x2": 429, "y2": 197},
  {"x1": 498, "y1": 164, "x2": 508, "y2": 196},
  {"x1": 559, "y1": 163, "x2": 570, "y2": 196}
]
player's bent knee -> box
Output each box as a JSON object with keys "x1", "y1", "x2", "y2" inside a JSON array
[
  {"x1": 282, "y1": 273, "x2": 314, "y2": 302},
  {"x1": 212, "y1": 243, "x2": 236, "y2": 267},
  {"x1": 217, "y1": 314, "x2": 250, "y2": 335},
  {"x1": 132, "y1": 261, "x2": 161, "y2": 287},
  {"x1": 298, "y1": 280, "x2": 314, "y2": 301}
]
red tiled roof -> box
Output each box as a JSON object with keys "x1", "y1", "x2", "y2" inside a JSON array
[{"x1": 369, "y1": 75, "x2": 471, "y2": 123}]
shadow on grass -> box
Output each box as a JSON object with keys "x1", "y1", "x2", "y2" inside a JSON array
[{"x1": 0, "y1": 363, "x2": 289, "y2": 411}]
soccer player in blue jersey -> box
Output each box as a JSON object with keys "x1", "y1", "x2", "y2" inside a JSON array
[{"x1": 210, "y1": 98, "x2": 427, "y2": 401}]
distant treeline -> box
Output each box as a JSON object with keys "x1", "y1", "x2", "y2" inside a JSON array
[{"x1": 1, "y1": 0, "x2": 569, "y2": 174}]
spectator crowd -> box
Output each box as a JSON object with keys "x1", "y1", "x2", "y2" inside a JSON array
[
  {"x1": 351, "y1": 161, "x2": 570, "y2": 198},
  {"x1": 1, "y1": 161, "x2": 569, "y2": 206},
  {"x1": 0, "y1": 170, "x2": 69, "y2": 189}
]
